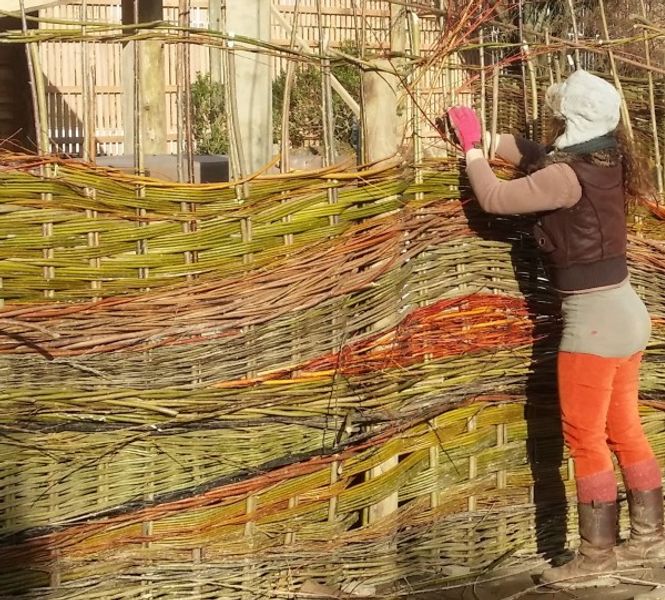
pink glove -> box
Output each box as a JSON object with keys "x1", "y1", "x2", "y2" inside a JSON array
[{"x1": 447, "y1": 106, "x2": 482, "y2": 153}]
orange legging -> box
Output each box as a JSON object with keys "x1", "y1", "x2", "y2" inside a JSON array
[{"x1": 558, "y1": 351, "x2": 660, "y2": 503}]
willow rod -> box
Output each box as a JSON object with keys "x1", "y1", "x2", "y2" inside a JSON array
[
  {"x1": 279, "y1": 0, "x2": 300, "y2": 248},
  {"x1": 564, "y1": 0, "x2": 581, "y2": 69},
  {"x1": 81, "y1": 0, "x2": 94, "y2": 162},
  {"x1": 316, "y1": 1, "x2": 338, "y2": 219},
  {"x1": 132, "y1": 0, "x2": 143, "y2": 176},
  {"x1": 222, "y1": 18, "x2": 251, "y2": 265},
  {"x1": 19, "y1": 0, "x2": 54, "y2": 299},
  {"x1": 177, "y1": 0, "x2": 195, "y2": 272},
  {"x1": 524, "y1": 43, "x2": 538, "y2": 139},
  {"x1": 640, "y1": 0, "x2": 663, "y2": 194},
  {"x1": 598, "y1": 0, "x2": 634, "y2": 141},
  {"x1": 270, "y1": 1, "x2": 360, "y2": 118},
  {"x1": 132, "y1": 0, "x2": 148, "y2": 287},
  {"x1": 182, "y1": 0, "x2": 194, "y2": 184},
  {"x1": 490, "y1": 65, "x2": 499, "y2": 160},
  {"x1": 544, "y1": 28, "x2": 556, "y2": 86},
  {"x1": 175, "y1": 7, "x2": 185, "y2": 183},
  {"x1": 279, "y1": 0, "x2": 301, "y2": 174},
  {"x1": 351, "y1": 0, "x2": 366, "y2": 164},
  {"x1": 517, "y1": 0, "x2": 530, "y2": 136},
  {"x1": 479, "y1": 28, "x2": 487, "y2": 156},
  {"x1": 408, "y1": 10, "x2": 423, "y2": 200},
  {"x1": 19, "y1": 0, "x2": 47, "y2": 156}
]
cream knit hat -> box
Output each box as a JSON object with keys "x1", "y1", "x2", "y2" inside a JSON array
[{"x1": 545, "y1": 70, "x2": 621, "y2": 149}]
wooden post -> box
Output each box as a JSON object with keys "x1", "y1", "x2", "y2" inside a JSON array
[
  {"x1": 361, "y1": 3, "x2": 406, "y2": 163},
  {"x1": 364, "y1": 0, "x2": 410, "y2": 531},
  {"x1": 226, "y1": 0, "x2": 272, "y2": 173},
  {"x1": 121, "y1": 0, "x2": 167, "y2": 156},
  {"x1": 208, "y1": 0, "x2": 222, "y2": 84}
]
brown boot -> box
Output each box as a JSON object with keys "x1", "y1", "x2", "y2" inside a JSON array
[
  {"x1": 616, "y1": 487, "x2": 665, "y2": 567},
  {"x1": 540, "y1": 501, "x2": 618, "y2": 588}
]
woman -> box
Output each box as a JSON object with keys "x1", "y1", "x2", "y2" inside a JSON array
[{"x1": 447, "y1": 69, "x2": 663, "y2": 588}]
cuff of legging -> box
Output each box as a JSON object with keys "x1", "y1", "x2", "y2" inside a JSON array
[
  {"x1": 576, "y1": 470, "x2": 618, "y2": 504},
  {"x1": 622, "y1": 457, "x2": 662, "y2": 491}
]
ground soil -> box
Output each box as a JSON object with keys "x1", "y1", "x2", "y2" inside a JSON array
[{"x1": 421, "y1": 566, "x2": 665, "y2": 600}]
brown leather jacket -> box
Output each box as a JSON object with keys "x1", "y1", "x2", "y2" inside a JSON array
[{"x1": 532, "y1": 160, "x2": 628, "y2": 292}]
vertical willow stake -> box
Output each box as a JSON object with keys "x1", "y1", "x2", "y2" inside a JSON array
[
  {"x1": 280, "y1": 0, "x2": 301, "y2": 174},
  {"x1": 182, "y1": 0, "x2": 194, "y2": 184},
  {"x1": 280, "y1": 0, "x2": 300, "y2": 249},
  {"x1": 133, "y1": 0, "x2": 143, "y2": 177},
  {"x1": 352, "y1": 0, "x2": 365, "y2": 164},
  {"x1": 132, "y1": 2, "x2": 151, "y2": 590},
  {"x1": 81, "y1": 0, "x2": 94, "y2": 162},
  {"x1": 221, "y1": 31, "x2": 240, "y2": 180},
  {"x1": 479, "y1": 28, "x2": 487, "y2": 156},
  {"x1": 316, "y1": 0, "x2": 338, "y2": 219},
  {"x1": 176, "y1": 7, "x2": 185, "y2": 183},
  {"x1": 517, "y1": 0, "x2": 530, "y2": 137},
  {"x1": 81, "y1": 0, "x2": 100, "y2": 296},
  {"x1": 225, "y1": 47, "x2": 248, "y2": 185},
  {"x1": 408, "y1": 11, "x2": 422, "y2": 200},
  {"x1": 20, "y1": 0, "x2": 39, "y2": 154},
  {"x1": 490, "y1": 65, "x2": 499, "y2": 160},
  {"x1": 20, "y1": 0, "x2": 53, "y2": 299},
  {"x1": 640, "y1": 0, "x2": 663, "y2": 194},
  {"x1": 20, "y1": 0, "x2": 48, "y2": 155},
  {"x1": 316, "y1": 11, "x2": 341, "y2": 586},
  {"x1": 176, "y1": 0, "x2": 193, "y2": 182},
  {"x1": 280, "y1": 58, "x2": 295, "y2": 174},
  {"x1": 598, "y1": 0, "x2": 633, "y2": 141},
  {"x1": 222, "y1": 5, "x2": 251, "y2": 267},
  {"x1": 524, "y1": 42, "x2": 539, "y2": 139},
  {"x1": 565, "y1": 0, "x2": 581, "y2": 69},
  {"x1": 545, "y1": 28, "x2": 556, "y2": 86},
  {"x1": 177, "y1": 0, "x2": 195, "y2": 272},
  {"x1": 131, "y1": 0, "x2": 148, "y2": 289}
]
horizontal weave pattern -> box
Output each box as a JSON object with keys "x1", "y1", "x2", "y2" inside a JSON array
[{"x1": 1, "y1": 146, "x2": 664, "y2": 598}]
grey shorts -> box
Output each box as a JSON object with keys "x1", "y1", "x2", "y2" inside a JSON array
[{"x1": 560, "y1": 279, "x2": 652, "y2": 358}]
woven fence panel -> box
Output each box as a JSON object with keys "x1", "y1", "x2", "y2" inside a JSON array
[{"x1": 1, "y1": 127, "x2": 664, "y2": 596}]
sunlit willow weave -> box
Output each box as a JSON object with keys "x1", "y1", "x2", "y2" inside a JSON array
[{"x1": 1, "y1": 122, "x2": 664, "y2": 596}]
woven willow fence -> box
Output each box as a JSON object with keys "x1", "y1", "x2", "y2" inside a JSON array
[
  {"x1": 1, "y1": 141, "x2": 664, "y2": 598},
  {"x1": 1, "y1": 6, "x2": 665, "y2": 600}
]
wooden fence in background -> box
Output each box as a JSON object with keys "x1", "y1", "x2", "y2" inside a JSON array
[{"x1": 38, "y1": 0, "x2": 447, "y2": 156}]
